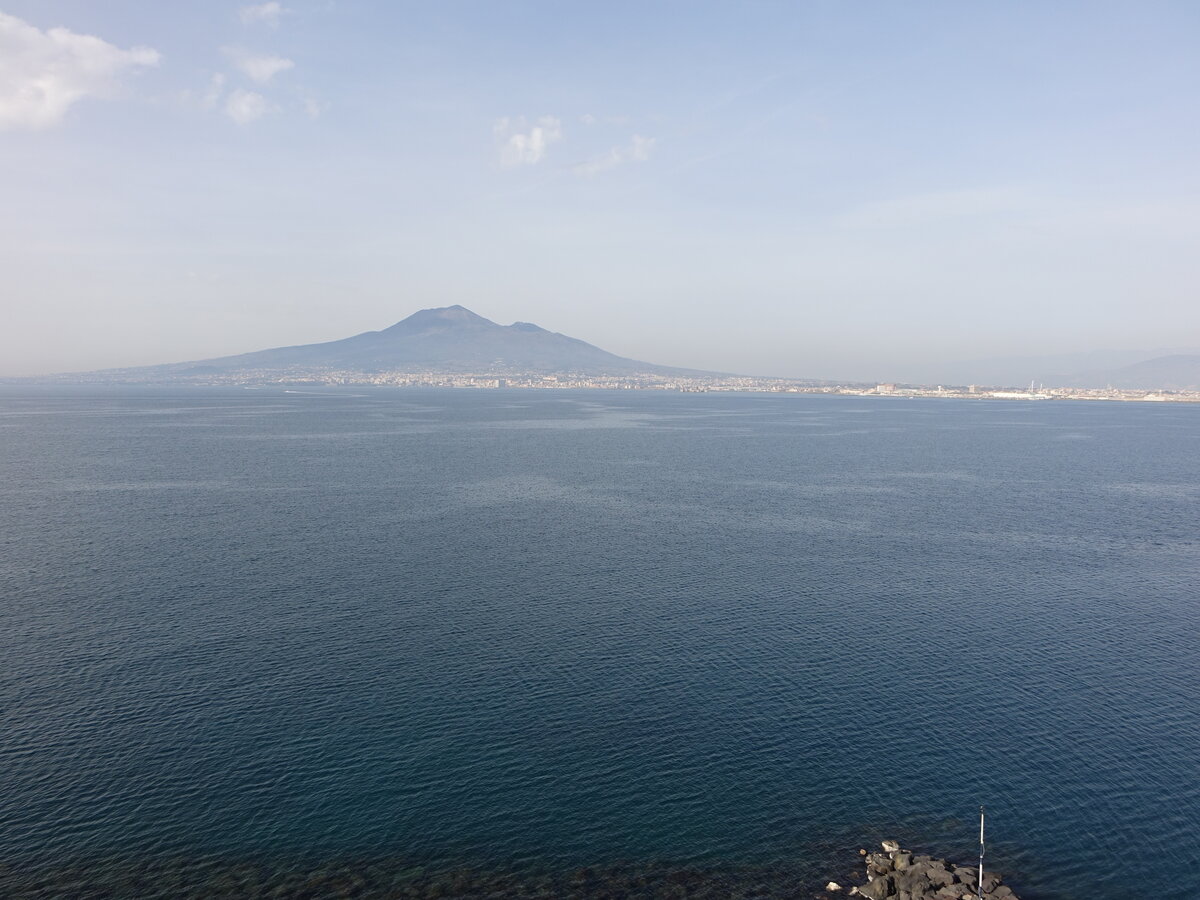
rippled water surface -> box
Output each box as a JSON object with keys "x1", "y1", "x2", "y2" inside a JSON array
[{"x1": 2, "y1": 387, "x2": 1198, "y2": 898}]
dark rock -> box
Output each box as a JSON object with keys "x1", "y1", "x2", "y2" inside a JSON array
[
  {"x1": 893, "y1": 868, "x2": 933, "y2": 896},
  {"x1": 926, "y1": 867, "x2": 955, "y2": 887},
  {"x1": 827, "y1": 839, "x2": 1019, "y2": 900},
  {"x1": 857, "y1": 875, "x2": 895, "y2": 899}
]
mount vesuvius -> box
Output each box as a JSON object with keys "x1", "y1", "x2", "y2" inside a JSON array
[{"x1": 91, "y1": 306, "x2": 722, "y2": 380}]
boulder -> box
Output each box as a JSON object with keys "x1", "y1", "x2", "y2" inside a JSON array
[
  {"x1": 892, "y1": 853, "x2": 912, "y2": 871},
  {"x1": 868, "y1": 856, "x2": 894, "y2": 877},
  {"x1": 826, "y1": 882, "x2": 843, "y2": 892},
  {"x1": 926, "y1": 867, "x2": 955, "y2": 887},
  {"x1": 892, "y1": 868, "x2": 932, "y2": 896},
  {"x1": 857, "y1": 875, "x2": 895, "y2": 900},
  {"x1": 882, "y1": 840, "x2": 901, "y2": 853}
]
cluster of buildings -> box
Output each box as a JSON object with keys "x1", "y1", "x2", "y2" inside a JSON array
[
  {"x1": 93, "y1": 366, "x2": 1200, "y2": 403},
  {"x1": 854, "y1": 383, "x2": 1198, "y2": 403}
]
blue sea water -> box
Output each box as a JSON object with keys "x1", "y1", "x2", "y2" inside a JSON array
[{"x1": 1, "y1": 386, "x2": 1197, "y2": 898}]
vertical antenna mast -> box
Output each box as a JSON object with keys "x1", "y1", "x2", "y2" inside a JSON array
[{"x1": 978, "y1": 805, "x2": 985, "y2": 900}]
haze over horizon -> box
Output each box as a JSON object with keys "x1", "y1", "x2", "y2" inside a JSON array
[{"x1": 2, "y1": 1, "x2": 1198, "y2": 382}]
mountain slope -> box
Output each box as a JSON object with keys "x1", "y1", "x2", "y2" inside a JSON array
[{"x1": 135, "y1": 306, "x2": 718, "y2": 378}]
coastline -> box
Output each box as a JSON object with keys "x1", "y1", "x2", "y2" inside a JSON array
[{"x1": 2, "y1": 374, "x2": 1198, "y2": 403}]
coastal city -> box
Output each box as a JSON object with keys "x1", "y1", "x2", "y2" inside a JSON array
[{"x1": 63, "y1": 365, "x2": 1200, "y2": 403}]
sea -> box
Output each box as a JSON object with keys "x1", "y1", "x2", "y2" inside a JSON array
[{"x1": 1, "y1": 386, "x2": 1197, "y2": 899}]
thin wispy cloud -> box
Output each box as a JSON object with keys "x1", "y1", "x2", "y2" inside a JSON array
[
  {"x1": 225, "y1": 88, "x2": 270, "y2": 124},
  {"x1": 302, "y1": 96, "x2": 327, "y2": 119},
  {"x1": 836, "y1": 187, "x2": 1040, "y2": 229},
  {"x1": 495, "y1": 116, "x2": 563, "y2": 166},
  {"x1": 238, "y1": 3, "x2": 288, "y2": 27},
  {"x1": 578, "y1": 112, "x2": 632, "y2": 127},
  {"x1": 574, "y1": 134, "x2": 656, "y2": 177},
  {"x1": 201, "y1": 73, "x2": 226, "y2": 110},
  {"x1": 225, "y1": 48, "x2": 295, "y2": 84},
  {"x1": 0, "y1": 11, "x2": 160, "y2": 130}
]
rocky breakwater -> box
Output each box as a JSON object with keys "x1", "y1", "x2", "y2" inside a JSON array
[{"x1": 819, "y1": 840, "x2": 1019, "y2": 900}]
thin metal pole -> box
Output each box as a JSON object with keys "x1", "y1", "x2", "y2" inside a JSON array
[{"x1": 978, "y1": 805, "x2": 985, "y2": 900}]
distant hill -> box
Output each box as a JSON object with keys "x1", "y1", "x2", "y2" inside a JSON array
[
  {"x1": 1071, "y1": 353, "x2": 1200, "y2": 391},
  {"x1": 897, "y1": 348, "x2": 1200, "y2": 390},
  {"x1": 80, "y1": 306, "x2": 722, "y2": 380}
]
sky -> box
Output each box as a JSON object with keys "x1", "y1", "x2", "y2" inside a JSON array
[{"x1": 1, "y1": 1, "x2": 1198, "y2": 381}]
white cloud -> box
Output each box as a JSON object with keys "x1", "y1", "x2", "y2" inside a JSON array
[
  {"x1": 201, "y1": 73, "x2": 226, "y2": 110},
  {"x1": 0, "y1": 11, "x2": 160, "y2": 130},
  {"x1": 575, "y1": 147, "x2": 622, "y2": 176},
  {"x1": 225, "y1": 48, "x2": 294, "y2": 84},
  {"x1": 580, "y1": 113, "x2": 597, "y2": 125},
  {"x1": 574, "y1": 134, "x2": 656, "y2": 177},
  {"x1": 495, "y1": 115, "x2": 563, "y2": 166},
  {"x1": 302, "y1": 96, "x2": 327, "y2": 119},
  {"x1": 629, "y1": 134, "x2": 655, "y2": 161},
  {"x1": 225, "y1": 88, "x2": 269, "y2": 124},
  {"x1": 239, "y1": 3, "x2": 287, "y2": 27}
]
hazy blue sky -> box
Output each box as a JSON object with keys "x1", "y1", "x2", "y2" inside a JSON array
[{"x1": 2, "y1": 1, "x2": 1198, "y2": 380}]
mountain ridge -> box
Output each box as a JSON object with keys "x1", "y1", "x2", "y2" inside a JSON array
[{"x1": 91, "y1": 305, "x2": 725, "y2": 380}]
